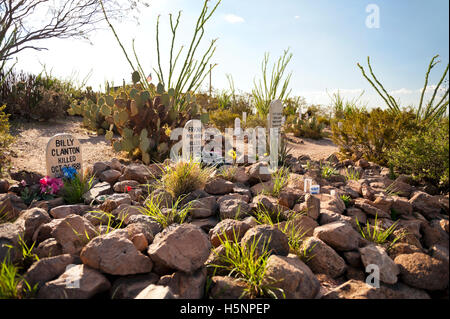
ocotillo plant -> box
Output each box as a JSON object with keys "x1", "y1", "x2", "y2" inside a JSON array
[
  {"x1": 252, "y1": 49, "x2": 293, "y2": 117},
  {"x1": 154, "y1": 0, "x2": 221, "y2": 113},
  {"x1": 358, "y1": 55, "x2": 449, "y2": 126}
]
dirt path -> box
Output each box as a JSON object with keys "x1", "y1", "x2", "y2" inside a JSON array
[
  {"x1": 8, "y1": 117, "x2": 338, "y2": 176},
  {"x1": 285, "y1": 133, "x2": 339, "y2": 161}
]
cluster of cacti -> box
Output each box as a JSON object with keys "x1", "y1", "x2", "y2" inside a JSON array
[
  {"x1": 70, "y1": 72, "x2": 201, "y2": 164},
  {"x1": 68, "y1": 97, "x2": 110, "y2": 134}
]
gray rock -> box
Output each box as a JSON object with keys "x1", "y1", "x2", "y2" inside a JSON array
[
  {"x1": 359, "y1": 245, "x2": 399, "y2": 284},
  {"x1": 37, "y1": 264, "x2": 110, "y2": 299}
]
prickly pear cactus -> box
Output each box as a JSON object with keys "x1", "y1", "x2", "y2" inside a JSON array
[{"x1": 103, "y1": 72, "x2": 201, "y2": 164}]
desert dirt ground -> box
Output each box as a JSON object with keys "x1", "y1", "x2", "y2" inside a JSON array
[{"x1": 8, "y1": 117, "x2": 338, "y2": 176}]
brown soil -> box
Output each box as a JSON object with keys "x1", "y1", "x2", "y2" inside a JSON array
[
  {"x1": 285, "y1": 133, "x2": 339, "y2": 161},
  {"x1": 7, "y1": 117, "x2": 338, "y2": 176}
]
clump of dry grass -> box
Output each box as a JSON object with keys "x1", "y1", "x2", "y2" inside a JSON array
[{"x1": 156, "y1": 160, "x2": 214, "y2": 199}]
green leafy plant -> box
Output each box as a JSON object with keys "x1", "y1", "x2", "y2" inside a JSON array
[
  {"x1": 331, "y1": 107, "x2": 418, "y2": 165},
  {"x1": 286, "y1": 116, "x2": 326, "y2": 140},
  {"x1": 355, "y1": 214, "x2": 403, "y2": 249},
  {"x1": 253, "y1": 204, "x2": 286, "y2": 225},
  {"x1": 388, "y1": 119, "x2": 449, "y2": 188},
  {"x1": 344, "y1": 167, "x2": 361, "y2": 181},
  {"x1": 20, "y1": 187, "x2": 39, "y2": 206},
  {"x1": 89, "y1": 211, "x2": 125, "y2": 235},
  {"x1": 0, "y1": 104, "x2": 13, "y2": 170},
  {"x1": 321, "y1": 164, "x2": 337, "y2": 179},
  {"x1": 62, "y1": 172, "x2": 95, "y2": 205},
  {"x1": 208, "y1": 230, "x2": 285, "y2": 299},
  {"x1": 340, "y1": 194, "x2": 351, "y2": 208},
  {"x1": 17, "y1": 235, "x2": 39, "y2": 269},
  {"x1": 0, "y1": 249, "x2": 38, "y2": 299},
  {"x1": 271, "y1": 166, "x2": 290, "y2": 197},
  {"x1": 252, "y1": 49, "x2": 293, "y2": 117},
  {"x1": 140, "y1": 193, "x2": 192, "y2": 229}
]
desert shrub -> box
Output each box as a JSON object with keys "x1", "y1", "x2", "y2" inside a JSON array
[
  {"x1": 331, "y1": 108, "x2": 418, "y2": 165},
  {"x1": 140, "y1": 194, "x2": 192, "y2": 229},
  {"x1": 316, "y1": 115, "x2": 330, "y2": 127},
  {"x1": 230, "y1": 94, "x2": 253, "y2": 115},
  {"x1": 388, "y1": 119, "x2": 449, "y2": 188},
  {"x1": 0, "y1": 70, "x2": 85, "y2": 121},
  {"x1": 330, "y1": 91, "x2": 363, "y2": 120},
  {"x1": 0, "y1": 104, "x2": 13, "y2": 173},
  {"x1": 209, "y1": 109, "x2": 240, "y2": 132},
  {"x1": 355, "y1": 214, "x2": 404, "y2": 250},
  {"x1": 286, "y1": 116, "x2": 326, "y2": 140},
  {"x1": 0, "y1": 249, "x2": 38, "y2": 299},
  {"x1": 244, "y1": 114, "x2": 267, "y2": 129},
  {"x1": 283, "y1": 96, "x2": 306, "y2": 116},
  {"x1": 216, "y1": 90, "x2": 232, "y2": 109},
  {"x1": 61, "y1": 167, "x2": 95, "y2": 204},
  {"x1": 208, "y1": 231, "x2": 285, "y2": 299},
  {"x1": 156, "y1": 160, "x2": 213, "y2": 199}
]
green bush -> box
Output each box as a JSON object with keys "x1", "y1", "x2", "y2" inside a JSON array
[
  {"x1": 286, "y1": 116, "x2": 326, "y2": 140},
  {"x1": 388, "y1": 119, "x2": 449, "y2": 188},
  {"x1": 331, "y1": 108, "x2": 418, "y2": 165},
  {"x1": 0, "y1": 104, "x2": 13, "y2": 173},
  {"x1": 210, "y1": 109, "x2": 240, "y2": 132},
  {"x1": 0, "y1": 70, "x2": 86, "y2": 121}
]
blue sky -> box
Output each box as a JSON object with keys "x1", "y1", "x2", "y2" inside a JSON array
[{"x1": 15, "y1": 0, "x2": 449, "y2": 108}]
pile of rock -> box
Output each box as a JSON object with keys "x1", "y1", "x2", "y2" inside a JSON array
[{"x1": 0, "y1": 155, "x2": 448, "y2": 299}]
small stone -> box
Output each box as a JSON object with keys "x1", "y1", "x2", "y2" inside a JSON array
[
  {"x1": 99, "y1": 169, "x2": 122, "y2": 184},
  {"x1": 113, "y1": 180, "x2": 140, "y2": 193},
  {"x1": 241, "y1": 225, "x2": 289, "y2": 257},
  {"x1": 301, "y1": 237, "x2": 347, "y2": 278},
  {"x1": 190, "y1": 196, "x2": 217, "y2": 219},
  {"x1": 209, "y1": 219, "x2": 251, "y2": 248},
  {"x1": 209, "y1": 276, "x2": 247, "y2": 299},
  {"x1": 263, "y1": 254, "x2": 320, "y2": 299},
  {"x1": 135, "y1": 284, "x2": 176, "y2": 299},
  {"x1": 49, "y1": 205, "x2": 92, "y2": 219},
  {"x1": 80, "y1": 229, "x2": 153, "y2": 275},
  {"x1": 82, "y1": 182, "x2": 113, "y2": 204},
  {"x1": 110, "y1": 273, "x2": 159, "y2": 299},
  {"x1": 204, "y1": 178, "x2": 234, "y2": 195},
  {"x1": 51, "y1": 215, "x2": 97, "y2": 255},
  {"x1": 313, "y1": 222, "x2": 360, "y2": 251}
]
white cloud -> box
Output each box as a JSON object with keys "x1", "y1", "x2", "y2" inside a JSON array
[
  {"x1": 294, "y1": 15, "x2": 300, "y2": 20},
  {"x1": 390, "y1": 88, "x2": 414, "y2": 95},
  {"x1": 224, "y1": 14, "x2": 245, "y2": 24}
]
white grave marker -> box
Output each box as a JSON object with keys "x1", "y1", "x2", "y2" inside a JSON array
[
  {"x1": 46, "y1": 134, "x2": 83, "y2": 178},
  {"x1": 242, "y1": 112, "x2": 247, "y2": 124},
  {"x1": 268, "y1": 99, "x2": 283, "y2": 130},
  {"x1": 267, "y1": 100, "x2": 283, "y2": 172},
  {"x1": 182, "y1": 120, "x2": 203, "y2": 162}
]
